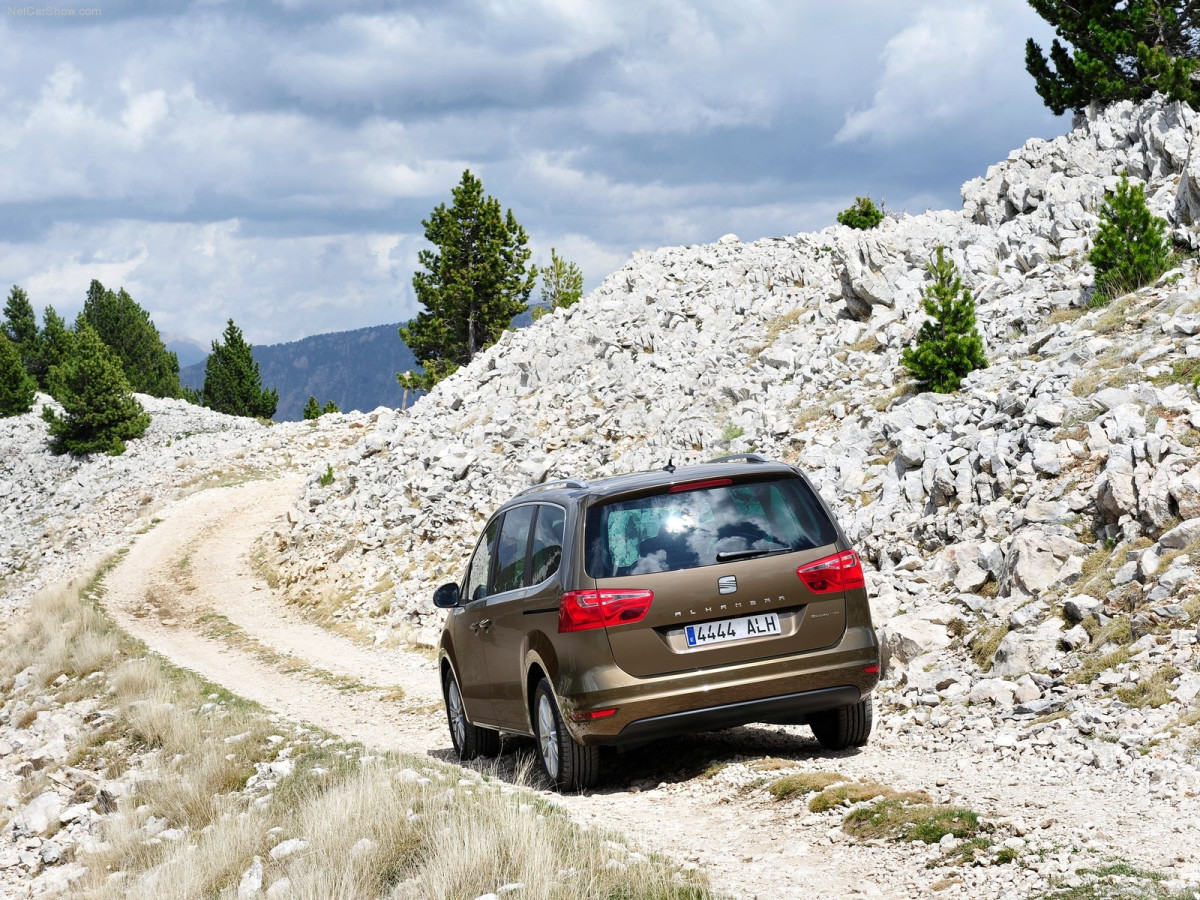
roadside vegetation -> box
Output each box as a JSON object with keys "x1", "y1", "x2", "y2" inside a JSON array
[{"x1": 0, "y1": 568, "x2": 715, "y2": 900}]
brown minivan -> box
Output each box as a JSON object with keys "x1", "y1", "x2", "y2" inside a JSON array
[{"x1": 433, "y1": 454, "x2": 880, "y2": 790}]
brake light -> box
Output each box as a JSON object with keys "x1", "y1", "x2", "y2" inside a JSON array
[
  {"x1": 863, "y1": 664, "x2": 880, "y2": 675},
  {"x1": 796, "y1": 550, "x2": 865, "y2": 593},
  {"x1": 558, "y1": 589, "x2": 654, "y2": 632},
  {"x1": 668, "y1": 477, "x2": 732, "y2": 493}
]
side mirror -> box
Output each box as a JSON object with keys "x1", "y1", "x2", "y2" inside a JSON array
[{"x1": 433, "y1": 583, "x2": 461, "y2": 609}]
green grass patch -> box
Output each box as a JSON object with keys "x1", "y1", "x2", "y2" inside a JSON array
[
  {"x1": 1032, "y1": 859, "x2": 1195, "y2": 899},
  {"x1": 844, "y1": 800, "x2": 983, "y2": 843},
  {"x1": 809, "y1": 781, "x2": 928, "y2": 814}
]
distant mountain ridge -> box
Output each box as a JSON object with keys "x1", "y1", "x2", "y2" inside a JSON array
[{"x1": 181, "y1": 323, "x2": 419, "y2": 421}]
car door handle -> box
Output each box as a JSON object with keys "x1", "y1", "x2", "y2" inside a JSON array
[{"x1": 479, "y1": 618, "x2": 492, "y2": 633}]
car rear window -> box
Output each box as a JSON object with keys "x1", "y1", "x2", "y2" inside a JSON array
[{"x1": 584, "y1": 476, "x2": 837, "y2": 578}]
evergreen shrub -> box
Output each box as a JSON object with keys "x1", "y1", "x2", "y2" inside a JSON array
[
  {"x1": 837, "y1": 196, "x2": 885, "y2": 230},
  {"x1": 901, "y1": 247, "x2": 988, "y2": 394},
  {"x1": 1089, "y1": 174, "x2": 1171, "y2": 305}
]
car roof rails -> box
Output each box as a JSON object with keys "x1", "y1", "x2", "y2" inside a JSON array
[
  {"x1": 706, "y1": 452, "x2": 770, "y2": 465},
  {"x1": 515, "y1": 478, "x2": 590, "y2": 497}
]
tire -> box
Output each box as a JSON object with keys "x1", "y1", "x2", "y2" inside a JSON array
[
  {"x1": 532, "y1": 678, "x2": 600, "y2": 792},
  {"x1": 810, "y1": 695, "x2": 873, "y2": 751},
  {"x1": 443, "y1": 667, "x2": 500, "y2": 760}
]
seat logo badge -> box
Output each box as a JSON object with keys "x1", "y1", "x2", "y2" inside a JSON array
[{"x1": 718, "y1": 575, "x2": 737, "y2": 595}]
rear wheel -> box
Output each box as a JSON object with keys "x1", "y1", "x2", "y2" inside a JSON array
[
  {"x1": 533, "y1": 679, "x2": 600, "y2": 791},
  {"x1": 810, "y1": 695, "x2": 873, "y2": 750},
  {"x1": 443, "y1": 667, "x2": 500, "y2": 759}
]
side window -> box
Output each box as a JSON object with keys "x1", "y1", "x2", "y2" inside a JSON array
[
  {"x1": 465, "y1": 517, "x2": 500, "y2": 602},
  {"x1": 529, "y1": 505, "x2": 565, "y2": 584},
  {"x1": 493, "y1": 505, "x2": 536, "y2": 595}
]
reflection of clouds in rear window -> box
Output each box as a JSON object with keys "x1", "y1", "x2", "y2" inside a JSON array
[
  {"x1": 586, "y1": 477, "x2": 837, "y2": 579},
  {"x1": 631, "y1": 551, "x2": 670, "y2": 575}
]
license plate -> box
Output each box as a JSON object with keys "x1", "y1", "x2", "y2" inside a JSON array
[{"x1": 685, "y1": 612, "x2": 781, "y2": 648}]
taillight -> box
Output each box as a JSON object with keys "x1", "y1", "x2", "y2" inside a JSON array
[
  {"x1": 558, "y1": 589, "x2": 654, "y2": 633},
  {"x1": 570, "y1": 708, "x2": 618, "y2": 722},
  {"x1": 796, "y1": 550, "x2": 865, "y2": 593}
]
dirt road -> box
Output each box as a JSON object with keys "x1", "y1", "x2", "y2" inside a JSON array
[{"x1": 100, "y1": 479, "x2": 1200, "y2": 900}]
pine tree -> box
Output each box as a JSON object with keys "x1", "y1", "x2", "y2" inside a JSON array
[
  {"x1": 302, "y1": 395, "x2": 321, "y2": 420},
  {"x1": 80, "y1": 279, "x2": 182, "y2": 398},
  {"x1": 201, "y1": 319, "x2": 278, "y2": 419},
  {"x1": 39, "y1": 306, "x2": 75, "y2": 395},
  {"x1": 42, "y1": 324, "x2": 150, "y2": 455},
  {"x1": 321, "y1": 399, "x2": 339, "y2": 415},
  {"x1": 1089, "y1": 173, "x2": 1172, "y2": 301},
  {"x1": 837, "y1": 196, "x2": 885, "y2": 230},
  {"x1": 1025, "y1": 0, "x2": 1200, "y2": 115},
  {"x1": 2, "y1": 286, "x2": 42, "y2": 383},
  {"x1": 398, "y1": 170, "x2": 535, "y2": 391},
  {"x1": 533, "y1": 248, "x2": 584, "y2": 321},
  {"x1": 901, "y1": 247, "x2": 989, "y2": 394},
  {"x1": 0, "y1": 334, "x2": 37, "y2": 418}
]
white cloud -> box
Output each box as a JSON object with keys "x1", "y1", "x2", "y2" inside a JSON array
[
  {"x1": 1, "y1": 220, "x2": 428, "y2": 345},
  {"x1": 0, "y1": 1, "x2": 1068, "y2": 346},
  {"x1": 836, "y1": 3, "x2": 1024, "y2": 144}
]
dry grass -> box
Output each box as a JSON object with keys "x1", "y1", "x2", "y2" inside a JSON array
[
  {"x1": 872, "y1": 382, "x2": 914, "y2": 412},
  {"x1": 1082, "y1": 615, "x2": 1132, "y2": 648},
  {"x1": 792, "y1": 406, "x2": 826, "y2": 429},
  {"x1": 764, "y1": 308, "x2": 804, "y2": 345},
  {"x1": 848, "y1": 333, "x2": 882, "y2": 353},
  {"x1": 1116, "y1": 666, "x2": 1181, "y2": 709},
  {"x1": 1046, "y1": 306, "x2": 1088, "y2": 326},
  {"x1": 251, "y1": 538, "x2": 282, "y2": 590},
  {"x1": 1068, "y1": 647, "x2": 1132, "y2": 685},
  {"x1": 767, "y1": 771, "x2": 845, "y2": 801},
  {"x1": 8, "y1": 563, "x2": 715, "y2": 900},
  {"x1": 970, "y1": 622, "x2": 1009, "y2": 672},
  {"x1": 1071, "y1": 347, "x2": 1137, "y2": 397}
]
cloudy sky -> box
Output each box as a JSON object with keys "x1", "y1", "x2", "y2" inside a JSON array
[{"x1": 0, "y1": 0, "x2": 1067, "y2": 348}]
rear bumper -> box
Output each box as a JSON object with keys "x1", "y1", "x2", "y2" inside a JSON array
[
  {"x1": 612, "y1": 685, "x2": 862, "y2": 748},
  {"x1": 559, "y1": 624, "x2": 879, "y2": 747}
]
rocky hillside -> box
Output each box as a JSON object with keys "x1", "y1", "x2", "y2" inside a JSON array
[
  {"x1": 268, "y1": 97, "x2": 1200, "y2": 779},
  {"x1": 274, "y1": 97, "x2": 1199, "y2": 637}
]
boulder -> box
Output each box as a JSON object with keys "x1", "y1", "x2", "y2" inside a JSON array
[
  {"x1": 1003, "y1": 528, "x2": 1086, "y2": 600},
  {"x1": 969, "y1": 678, "x2": 1016, "y2": 706},
  {"x1": 1063, "y1": 595, "x2": 1103, "y2": 623},
  {"x1": 878, "y1": 614, "x2": 952, "y2": 672},
  {"x1": 990, "y1": 618, "x2": 1064, "y2": 677},
  {"x1": 1161, "y1": 518, "x2": 1200, "y2": 550},
  {"x1": 14, "y1": 792, "x2": 64, "y2": 836}
]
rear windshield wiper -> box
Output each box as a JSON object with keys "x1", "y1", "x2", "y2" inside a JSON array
[{"x1": 715, "y1": 546, "x2": 793, "y2": 562}]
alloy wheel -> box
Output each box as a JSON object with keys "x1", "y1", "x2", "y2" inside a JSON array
[
  {"x1": 447, "y1": 678, "x2": 467, "y2": 751},
  {"x1": 536, "y1": 693, "x2": 560, "y2": 779}
]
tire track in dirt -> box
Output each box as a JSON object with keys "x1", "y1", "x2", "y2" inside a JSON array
[{"x1": 101, "y1": 477, "x2": 444, "y2": 754}]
